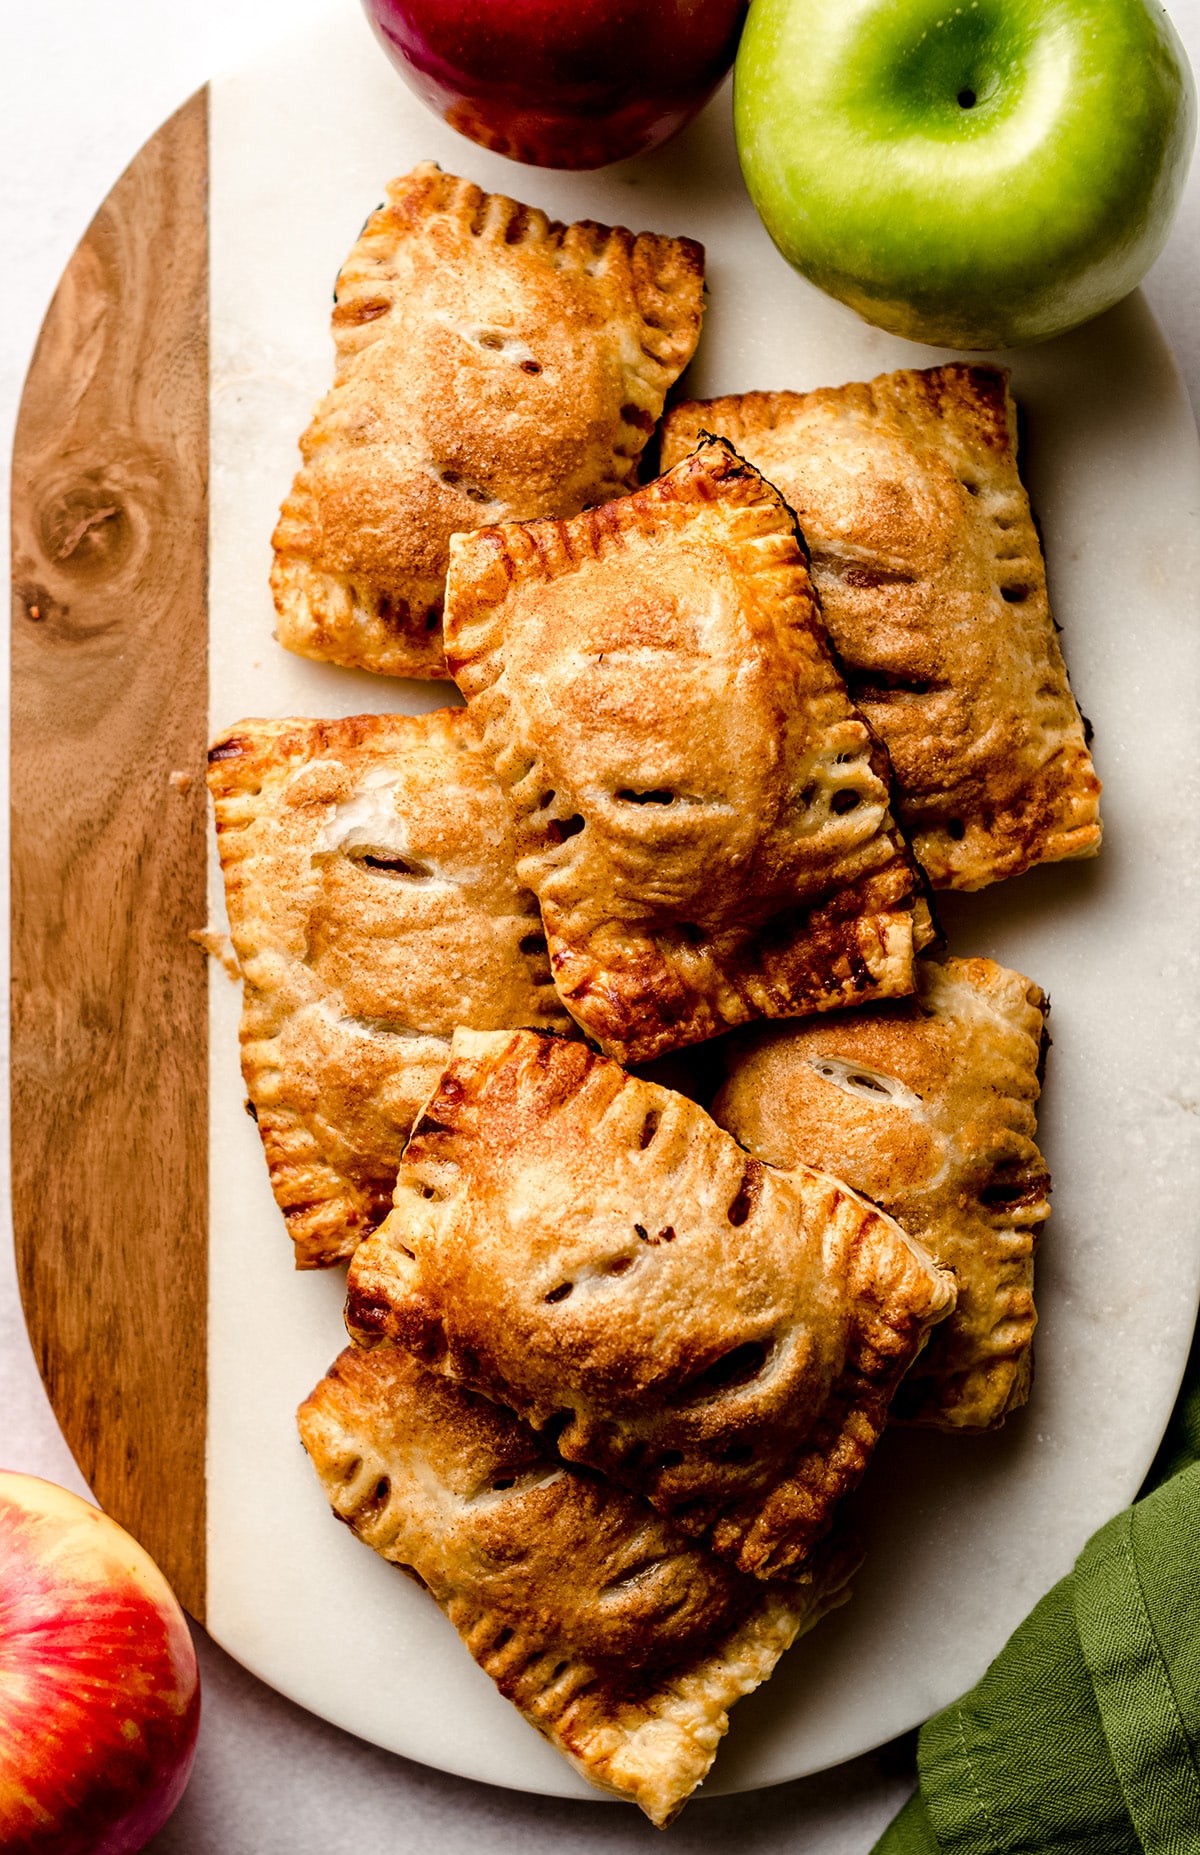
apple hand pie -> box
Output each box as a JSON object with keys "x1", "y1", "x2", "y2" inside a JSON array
[
  {"x1": 271, "y1": 162, "x2": 705, "y2": 679},
  {"x1": 299, "y1": 1344, "x2": 856, "y2": 1826},
  {"x1": 207, "y1": 710, "x2": 572, "y2": 1267},
  {"x1": 444, "y1": 437, "x2": 933, "y2": 1066},
  {"x1": 712, "y1": 956, "x2": 1050, "y2": 1431},
  {"x1": 345, "y1": 1028, "x2": 955, "y2": 1580},
  {"x1": 660, "y1": 365, "x2": 1102, "y2": 890}
]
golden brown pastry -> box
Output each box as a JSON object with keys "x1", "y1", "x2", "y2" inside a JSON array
[
  {"x1": 207, "y1": 710, "x2": 571, "y2": 1267},
  {"x1": 712, "y1": 956, "x2": 1050, "y2": 1431},
  {"x1": 444, "y1": 438, "x2": 933, "y2": 1065},
  {"x1": 299, "y1": 1344, "x2": 856, "y2": 1826},
  {"x1": 272, "y1": 162, "x2": 705, "y2": 679},
  {"x1": 659, "y1": 366, "x2": 1102, "y2": 890},
  {"x1": 346, "y1": 1028, "x2": 955, "y2": 1580}
]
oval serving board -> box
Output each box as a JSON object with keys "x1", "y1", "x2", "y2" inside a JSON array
[{"x1": 12, "y1": 0, "x2": 1200, "y2": 1808}]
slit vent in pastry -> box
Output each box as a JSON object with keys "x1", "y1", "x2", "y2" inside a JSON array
[
  {"x1": 712, "y1": 955, "x2": 1050, "y2": 1431},
  {"x1": 444, "y1": 436, "x2": 933, "y2": 1065},
  {"x1": 298, "y1": 1345, "x2": 857, "y2": 1826},
  {"x1": 659, "y1": 365, "x2": 1102, "y2": 890},
  {"x1": 207, "y1": 709, "x2": 572, "y2": 1267},
  {"x1": 345, "y1": 1028, "x2": 955, "y2": 1580},
  {"x1": 271, "y1": 162, "x2": 705, "y2": 679}
]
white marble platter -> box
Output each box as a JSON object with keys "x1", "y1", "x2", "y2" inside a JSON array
[{"x1": 204, "y1": 0, "x2": 1200, "y2": 1807}]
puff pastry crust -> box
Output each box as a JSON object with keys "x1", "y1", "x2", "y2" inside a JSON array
[
  {"x1": 444, "y1": 438, "x2": 932, "y2": 1065},
  {"x1": 660, "y1": 366, "x2": 1102, "y2": 890},
  {"x1": 299, "y1": 1344, "x2": 855, "y2": 1826},
  {"x1": 346, "y1": 1028, "x2": 955, "y2": 1579},
  {"x1": 272, "y1": 162, "x2": 705, "y2": 679},
  {"x1": 712, "y1": 956, "x2": 1050, "y2": 1431},
  {"x1": 207, "y1": 710, "x2": 571, "y2": 1267}
]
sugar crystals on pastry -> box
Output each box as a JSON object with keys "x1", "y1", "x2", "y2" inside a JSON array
[
  {"x1": 346, "y1": 1028, "x2": 955, "y2": 1580},
  {"x1": 444, "y1": 437, "x2": 933, "y2": 1066},
  {"x1": 271, "y1": 162, "x2": 705, "y2": 679},
  {"x1": 207, "y1": 709, "x2": 571, "y2": 1267},
  {"x1": 660, "y1": 365, "x2": 1102, "y2": 890},
  {"x1": 712, "y1": 955, "x2": 1050, "y2": 1431},
  {"x1": 299, "y1": 1344, "x2": 856, "y2": 1826}
]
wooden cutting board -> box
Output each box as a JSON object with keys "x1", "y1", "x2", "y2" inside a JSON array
[
  {"x1": 10, "y1": 14, "x2": 1200, "y2": 1797},
  {"x1": 10, "y1": 91, "x2": 210, "y2": 1623}
]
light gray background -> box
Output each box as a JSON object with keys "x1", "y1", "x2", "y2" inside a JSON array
[{"x1": 2, "y1": 4, "x2": 1198, "y2": 1848}]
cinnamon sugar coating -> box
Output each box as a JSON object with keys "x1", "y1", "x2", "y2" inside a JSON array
[
  {"x1": 713, "y1": 956, "x2": 1050, "y2": 1430},
  {"x1": 345, "y1": 1028, "x2": 955, "y2": 1580},
  {"x1": 660, "y1": 366, "x2": 1101, "y2": 890},
  {"x1": 272, "y1": 163, "x2": 704, "y2": 678},
  {"x1": 207, "y1": 710, "x2": 570, "y2": 1266},
  {"x1": 300, "y1": 1344, "x2": 856, "y2": 1826},
  {"x1": 445, "y1": 439, "x2": 932, "y2": 1064}
]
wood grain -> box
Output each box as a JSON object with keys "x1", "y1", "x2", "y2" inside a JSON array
[{"x1": 10, "y1": 90, "x2": 209, "y2": 1620}]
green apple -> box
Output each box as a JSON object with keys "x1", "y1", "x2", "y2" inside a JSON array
[{"x1": 734, "y1": 0, "x2": 1196, "y2": 348}]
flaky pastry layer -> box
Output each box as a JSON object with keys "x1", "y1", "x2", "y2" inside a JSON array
[
  {"x1": 346, "y1": 1028, "x2": 954, "y2": 1579},
  {"x1": 445, "y1": 438, "x2": 932, "y2": 1065},
  {"x1": 207, "y1": 710, "x2": 570, "y2": 1266},
  {"x1": 660, "y1": 365, "x2": 1102, "y2": 890},
  {"x1": 299, "y1": 1345, "x2": 854, "y2": 1826},
  {"x1": 272, "y1": 162, "x2": 704, "y2": 678},
  {"x1": 713, "y1": 956, "x2": 1050, "y2": 1430}
]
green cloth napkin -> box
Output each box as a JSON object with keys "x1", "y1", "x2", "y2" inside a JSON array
[{"x1": 872, "y1": 1326, "x2": 1200, "y2": 1855}]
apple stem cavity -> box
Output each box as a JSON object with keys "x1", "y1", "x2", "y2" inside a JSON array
[{"x1": 734, "y1": 0, "x2": 1199, "y2": 350}]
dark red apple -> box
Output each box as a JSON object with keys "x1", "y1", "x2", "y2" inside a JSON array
[
  {"x1": 362, "y1": 0, "x2": 749, "y2": 168},
  {"x1": 0, "y1": 1474, "x2": 200, "y2": 1854}
]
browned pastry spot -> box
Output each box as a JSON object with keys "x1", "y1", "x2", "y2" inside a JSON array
[
  {"x1": 713, "y1": 955, "x2": 1050, "y2": 1430},
  {"x1": 444, "y1": 438, "x2": 932, "y2": 1065},
  {"x1": 660, "y1": 365, "x2": 1101, "y2": 890},
  {"x1": 207, "y1": 709, "x2": 572, "y2": 1267},
  {"x1": 345, "y1": 1028, "x2": 955, "y2": 1579},
  {"x1": 299, "y1": 1344, "x2": 857, "y2": 1825},
  {"x1": 272, "y1": 162, "x2": 704, "y2": 678}
]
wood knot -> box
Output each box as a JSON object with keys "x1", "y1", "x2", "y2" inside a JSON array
[{"x1": 40, "y1": 483, "x2": 130, "y2": 578}]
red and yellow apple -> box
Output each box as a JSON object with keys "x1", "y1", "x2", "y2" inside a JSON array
[
  {"x1": 361, "y1": 0, "x2": 749, "y2": 169},
  {"x1": 0, "y1": 1474, "x2": 200, "y2": 1854}
]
